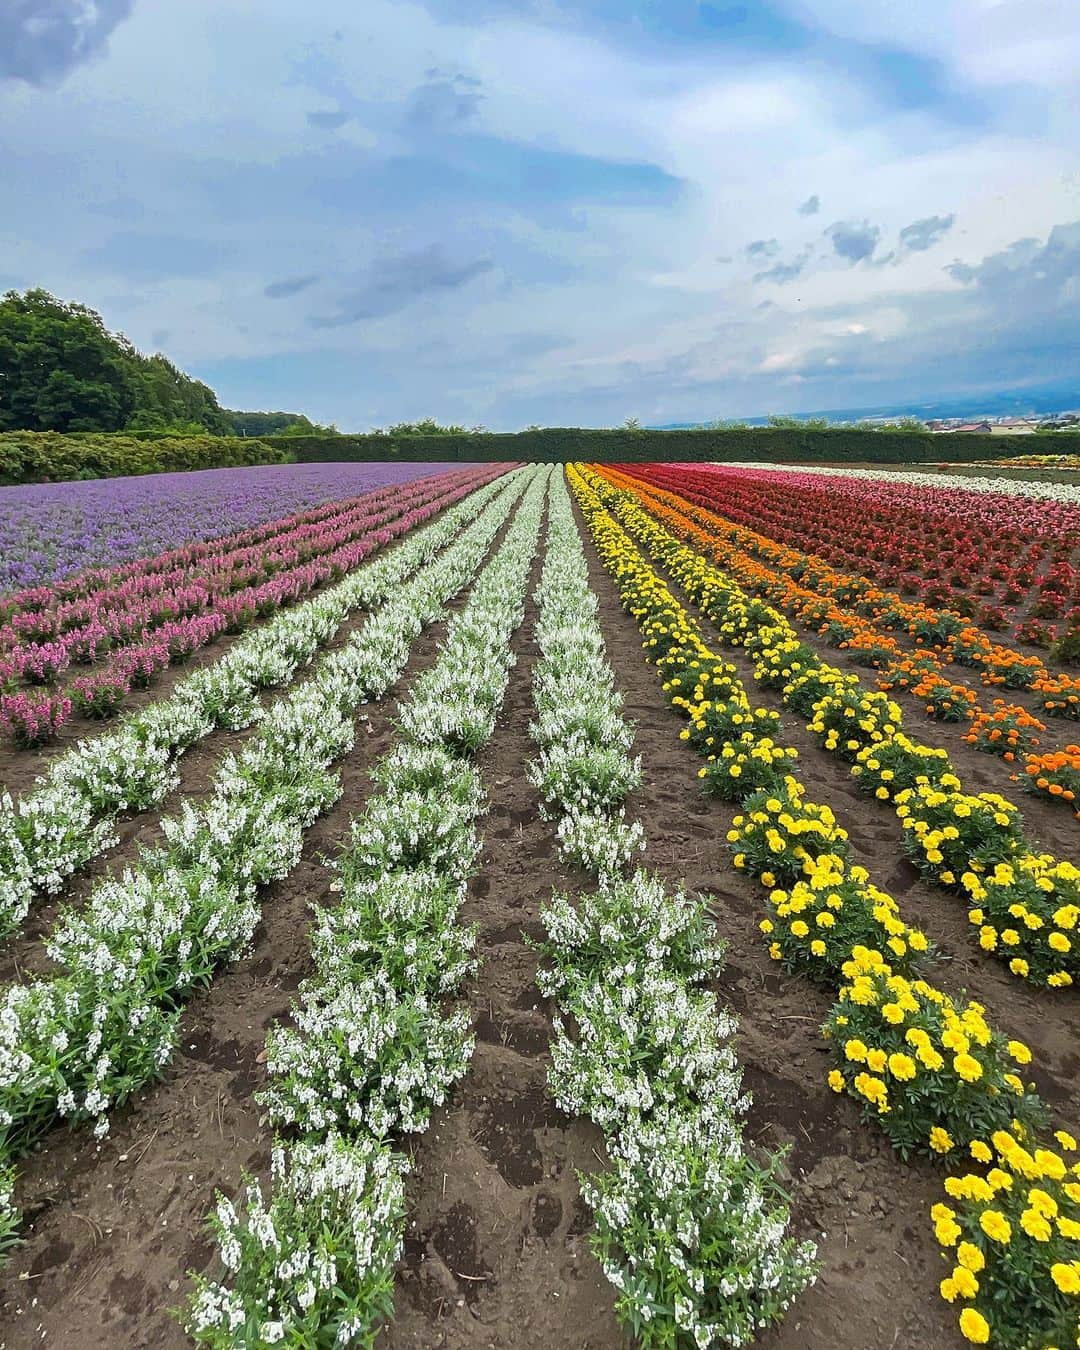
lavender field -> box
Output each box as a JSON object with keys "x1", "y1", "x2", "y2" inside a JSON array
[{"x1": 0, "y1": 461, "x2": 466, "y2": 593}]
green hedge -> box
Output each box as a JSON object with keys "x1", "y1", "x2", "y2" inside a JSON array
[
  {"x1": 0, "y1": 431, "x2": 288, "y2": 484},
  {"x1": 273, "y1": 427, "x2": 1080, "y2": 464},
  {"x1": 2, "y1": 426, "x2": 1079, "y2": 484}
]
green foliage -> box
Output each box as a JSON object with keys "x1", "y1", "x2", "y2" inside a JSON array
[
  {"x1": 767, "y1": 414, "x2": 830, "y2": 430},
  {"x1": 275, "y1": 426, "x2": 1080, "y2": 464},
  {"x1": 0, "y1": 290, "x2": 137, "y2": 432},
  {"x1": 0, "y1": 289, "x2": 231, "y2": 435},
  {"x1": 224, "y1": 409, "x2": 338, "y2": 437},
  {"x1": 370, "y1": 418, "x2": 485, "y2": 436},
  {"x1": 0, "y1": 431, "x2": 288, "y2": 484}
]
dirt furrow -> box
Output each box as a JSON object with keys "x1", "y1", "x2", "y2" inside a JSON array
[
  {"x1": 570, "y1": 488, "x2": 957, "y2": 1350},
  {"x1": 383, "y1": 535, "x2": 620, "y2": 1350},
  {"x1": 0, "y1": 501, "x2": 523, "y2": 1350}
]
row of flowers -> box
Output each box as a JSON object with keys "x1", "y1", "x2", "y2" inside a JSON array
[
  {"x1": 585, "y1": 465, "x2": 1080, "y2": 990},
  {"x1": 187, "y1": 467, "x2": 549, "y2": 1346},
  {"x1": 0, "y1": 472, "x2": 524, "y2": 942},
  {"x1": 619, "y1": 462, "x2": 1080, "y2": 709},
  {"x1": 567, "y1": 461, "x2": 1080, "y2": 1350},
  {"x1": 527, "y1": 469, "x2": 816, "y2": 1347},
  {"x1": 645, "y1": 462, "x2": 1080, "y2": 644},
  {"x1": 619, "y1": 468, "x2": 1080, "y2": 813},
  {"x1": 0, "y1": 468, "x2": 538, "y2": 1256},
  {"x1": 0, "y1": 466, "x2": 510, "y2": 745},
  {"x1": 2, "y1": 466, "x2": 481, "y2": 620}
]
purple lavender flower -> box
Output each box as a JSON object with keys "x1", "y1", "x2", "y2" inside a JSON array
[{"x1": 0, "y1": 462, "x2": 469, "y2": 595}]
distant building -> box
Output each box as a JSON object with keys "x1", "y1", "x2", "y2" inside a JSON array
[
  {"x1": 989, "y1": 423, "x2": 1036, "y2": 435},
  {"x1": 949, "y1": 422, "x2": 993, "y2": 433}
]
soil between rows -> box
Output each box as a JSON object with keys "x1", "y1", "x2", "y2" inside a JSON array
[
  {"x1": 0, "y1": 493, "x2": 526, "y2": 1349},
  {"x1": 569, "y1": 488, "x2": 962, "y2": 1350},
  {"x1": 381, "y1": 517, "x2": 620, "y2": 1350}
]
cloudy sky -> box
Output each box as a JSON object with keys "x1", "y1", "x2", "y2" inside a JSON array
[{"x1": 2, "y1": 0, "x2": 1079, "y2": 428}]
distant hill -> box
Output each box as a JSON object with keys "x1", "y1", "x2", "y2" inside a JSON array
[{"x1": 654, "y1": 385, "x2": 1080, "y2": 429}]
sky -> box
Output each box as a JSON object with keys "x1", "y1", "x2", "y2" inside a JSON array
[{"x1": 1, "y1": 0, "x2": 1078, "y2": 429}]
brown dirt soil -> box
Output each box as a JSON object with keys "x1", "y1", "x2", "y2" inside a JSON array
[
  {"x1": 382, "y1": 535, "x2": 620, "y2": 1350},
  {"x1": 0, "y1": 498, "x2": 519, "y2": 1350}
]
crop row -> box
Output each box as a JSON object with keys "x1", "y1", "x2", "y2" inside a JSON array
[
  {"x1": 568, "y1": 462, "x2": 1080, "y2": 1350},
  {"x1": 587, "y1": 465, "x2": 1080, "y2": 990},
  {"x1": 667, "y1": 462, "x2": 1080, "y2": 640},
  {"x1": 618, "y1": 467, "x2": 1080, "y2": 813},
  {"x1": 0, "y1": 470, "x2": 516, "y2": 941},
  {"x1": 0, "y1": 461, "x2": 461, "y2": 594},
  {"x1": 527, "y1": 470, "x2": 816, "y2": 1347},
  {"x1": 0, "y1": 466, "x2": 535, "y2": 1254},
  {"x1": 186, "y1": 467, "x2": 549, "y2": 1345},
  {"x1": 0, "y1": 465, "x2": 508, "y2": 743},
  {"x1": 619, "y1": 464, "x2": 1080, "y2": 724}
]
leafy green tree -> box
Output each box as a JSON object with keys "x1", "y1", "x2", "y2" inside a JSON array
[
  {"x1": 766, "y1": 414, "x2": 830, "y2": 430},
  {"x1": 0, "y1": 289, "x2": 237, "y2": 435},
  {"x1": 0, "y1": 289, "x2": 138, "y2": 432}
]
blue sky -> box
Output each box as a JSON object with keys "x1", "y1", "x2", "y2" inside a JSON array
[{"x1": 1, "y1": 0, "x2": 1078, "y2": 428}]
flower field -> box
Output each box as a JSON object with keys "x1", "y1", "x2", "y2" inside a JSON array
[{"x1": 0, "y1": 459, "x2": 1078, "y2": 1349}]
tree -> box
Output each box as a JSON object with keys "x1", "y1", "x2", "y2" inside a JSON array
[
  {"x1": 0, "y1": 289, "x2": 138, "y2": 432},
  {"x1": 622, "y1": 417, "x2": 642, "y2": 431},
  {"x1": 766, "y1": 414, "x2": 830, "y2": 430},
  {"x1": 0, "y1": 288, "x2": 239, "y2": 434}
]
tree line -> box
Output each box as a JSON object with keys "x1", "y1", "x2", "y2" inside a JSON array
[{"x1": 0, "y1": 289, "x2": 334, "y2": 437}]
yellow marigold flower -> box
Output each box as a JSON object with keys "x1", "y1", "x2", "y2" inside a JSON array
[
  {"x1": 932, "y1": 1202, "x2": 956, "y2": 1222},
  {"x1": 956, "y1": 1242, "x2": 985, "y2": 1273},
  {"x1": 1009, "y1": 957, "x2": 1030, "y2": 977},
  {"x1": 844, "y1": 1039, "x2": 868, "y2": 1063},
  {"x1": 1050, "y1": 1262, "x2": 1080, "y2": 1295},
  {"x1": 791, "y1": 920, "x2": 809, "y2": 938},
  {"x1": 1006, "y1": 1040, "x2": 1032, "y2": 1065},
  {"x1": 888, "y1": 1052, "x2": 917, "y2": 1081},
  {"x1": 930, "y1": 1127, "x2": 954, "y2": 1154},
  {"x1": 761, "y1": 871, "x2": 776, "y2": 887},
  {"x1": 1057, "y1": 1217, "x2": 1080, "y2": 1241},
  {"x1": 1003, "y1": 1073, "x2": 1025, "y2": 1095},
  {"x1": 759, "y1": 919, "x2": 774, "y2": 934},
  {"x1": 939, "y1": 1276, "x2": 959, "y2": 1303},
  {"x1": 1020, "y1": 1208, "x2": 1052, "y2": 1242},
  {"x1": 1049, "y1": 931, "x2": 1072, "y2": 953},
  {"x1": 866, "y1": 1048, "x2": 887, "y2": 1074},
  {"x1": 970, "y1": 1141, "x2": 992, "y2": 1164},
  {"x1": 1035, "y1": 1150, "x2": 1067, "y2": 1181},
  {"x1": 951, "y1": 1265, "x2": 979, "y2": 1300},
  {"x1": 1028, "y1": 1188, "x2": 1058, "y2": 1218},
  {"x1": 882, "y1": 1002, "x2": 904, "y2": 1024},
  {"x1": 1055, "y1": 1130, "x2": 1078, "y2": 1152},
  {"x1": 810, "y1": 939, "x2": 827, "y2": 957},
  {"x1": 935, "y1": 1216, "x2": 962, "y2": 1247},
  {"x1": 979, "y1": 1210, "x2": 1011, "y2": 1244},
  {"x1": 987, "y1": 1169, "x2": 1013, "y2": 1193},
  {"x1": 954, "y1": 1053, "x2": 984, "y2": 1083},
  {"x1": 768, "y1": 942, "x2": 782, "y2": 961},
  {"x1": 827, "y1": 1069, "x2": 845, "y2": 1093},
  {"x1": 959, "y1": 1308, "x2": 990, "y2": 1344}
]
